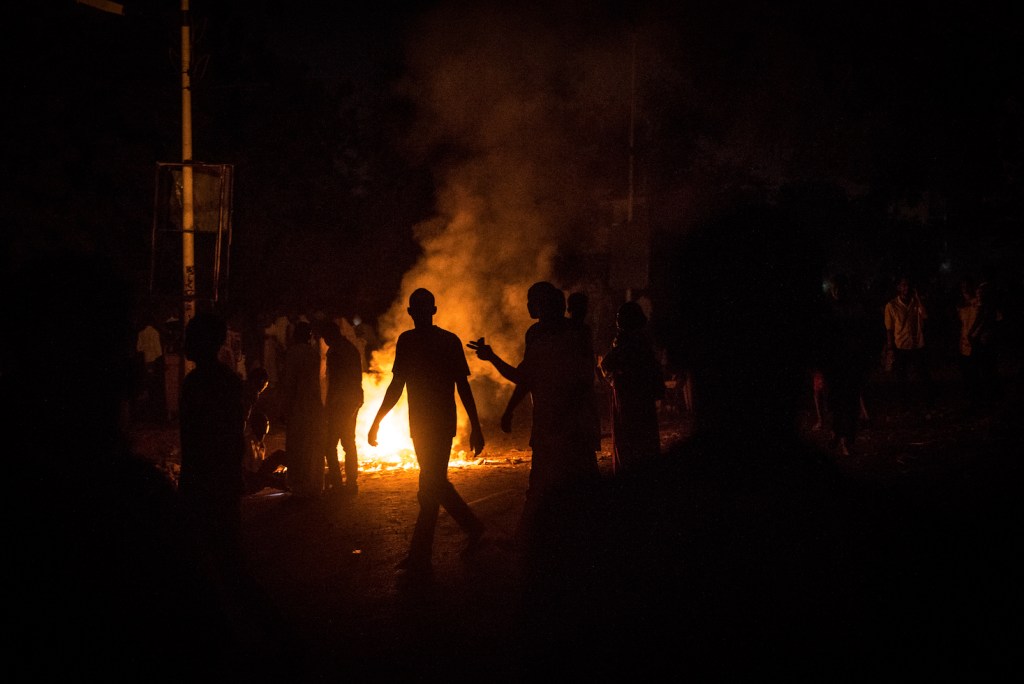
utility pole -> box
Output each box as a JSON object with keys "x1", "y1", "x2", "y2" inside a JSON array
[
  {"x1": 180, "y1": 0, "x2": 196, "y2": 351},
  {"x1": 627, "y1": 32, "x2": 636, "y2": 232},
  {"x1": 626, "y1": 32, "x2": 637, "y2": 303}
]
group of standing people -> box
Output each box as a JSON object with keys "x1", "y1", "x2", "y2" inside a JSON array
[
  {"x1": 814, "y1": 271, "x2": 1007, "y2": 457},
  {"x1": 175, "y1": 310, "x2": 371, "y2": 648},
  {"x1": 275, "y1": 318, "x2": 364, "y2": 499},
  {"x1": 360, "y1": 282, "x2": 666, "y2": 580},
  {"x1": 182, "y1": 268, "x2": 1007, "y2": 584},
  {"x1": 815, "y1": 272, "x2": 939, "y2": 457},
  {"x1": 173, "y1": 280, "x2": 667, "y2": 584},
  {"x1": 468, "y1": 282, "x2": 666, "y2": 567}
]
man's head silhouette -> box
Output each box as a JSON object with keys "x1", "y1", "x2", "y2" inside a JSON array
[
  {"x1": 568, "y1": 291, "x2": 589, "y2": 321},
  {"x1": 408, "y1": 288, "x2": 437, "y2": 327},
  {"x1": 527, "y1": 281, "x2": 565, "y2": 321},
  {"x1": 616, "y1": 301, "x2": 647, "y2": 333},
  {"x1": 184, "y1": 312, "x2": 227, "y2": 364}
]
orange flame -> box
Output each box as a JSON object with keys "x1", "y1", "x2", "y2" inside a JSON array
[{"x1": 346, "y1": 344, "x2": 480, "y2": 471}]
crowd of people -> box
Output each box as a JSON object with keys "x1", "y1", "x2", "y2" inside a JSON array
[
  {"x1": 499, "y1": 200, "x2": 1019, "y2": 677},
  {"x1": 808, "y1": 267, "x2": 1011, "y2": 458},
  {"x1": 7, "y1": 204, "x2": 1017, "y2": 676},
  {"x1": 129, "y1": 261, "x2": 1012, "y2": 487},
  {"x1": 131, "y1": 256, "x2": 1015, "y2": 595}
]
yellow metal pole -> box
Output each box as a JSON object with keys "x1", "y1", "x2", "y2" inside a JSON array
[
  {"x1": 181, "y1": 0, "x2": 196, "y2": 371},
  {"x1": 626, "y1": 32, "x2": 636, "y2": 304}
]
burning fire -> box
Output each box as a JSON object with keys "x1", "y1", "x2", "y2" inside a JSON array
[{"x1": 346, "y1": 344, "x2": 481, "y2": 471}]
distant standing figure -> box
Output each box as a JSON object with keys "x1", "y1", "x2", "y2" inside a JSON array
[
  {"x1": 568, "y1": 291, "x2": 603, "y2": 451},
  {"x1": 354, "y1": 315, "x2": 380, "y2": 370},
  {"x1": 339, "y1": 316, "x2": 369, "y2": 372},
  {"x1": 242, "y1": 367, "x2": 271, "y2": 492},
  {"x1": 318, "y1": 319, "x2": 364, "y2": 494},
  {"x1": 281, "y1": 320, "x2": 326, "y2": 499},
  {"x1": 567, "y1": 291, "x2": 589, "y2": 326},
  {"x1": 811, "y1": 369, "x2": 828, "y2": 431},
  {"x1": 956, "y1": 277, "x2": 981, "y2": 408},
  {"x1": 135, "y1": 313, "x2": 164, "y2": 422},
  {"x1": 258, "y1": 316, "x2": 287, "y2": 423},
  {"x1": 600, "y1": 301, "x2": 664, "y2": 474},
  {"x1": 179, "y1": 311, "x2": 247, "y2": 565},
  {"x1": 968, "y1": 281, "x2": 1004, "y2": 407},
  {"x1": 883, "y1": 276, "x2": 934, "y2": 408},
  {"x1": 368, "y1": 289, "x2": 486, "y2": 578},
  {"x1": 819, "y1": 273, "x2": 874, "y2": 456}
]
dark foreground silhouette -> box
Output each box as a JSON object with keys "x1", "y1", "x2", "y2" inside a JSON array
[
  {"x1": 3, "y1": 249, "x2": 294, "y2": 681},
  {"x1": 510, "y1": 199, "x2": 1020, "y2": 678}
]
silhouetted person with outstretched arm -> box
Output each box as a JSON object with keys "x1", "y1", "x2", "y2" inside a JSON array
[
  {"x1": 368, "y1": 288, "x2": 486, "y2": 578},
  {"x1": 468, "y1": 281, "x2": 599, "y2": 557},
  {"x1": 510, "y1": 196, "x2": 1016, "y2": 679}
]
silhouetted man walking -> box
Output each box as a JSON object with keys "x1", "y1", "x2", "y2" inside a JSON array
[{"x1": 368, "y1": 288, "x2": 486, "y2": 578}]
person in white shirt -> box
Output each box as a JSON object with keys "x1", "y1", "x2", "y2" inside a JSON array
[
  {"x1": 136, "y1": 314, "x2": 164, "y2": 421},
  {"x1": 883, "y1": 276, "x2": 935, "y2": 408}
]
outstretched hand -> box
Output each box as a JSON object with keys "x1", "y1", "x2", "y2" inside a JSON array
[
  {"x1": 500, "y1": 409, "x2": 513, "y2": 434},
  {"x1": 367, "y1": 422, "x2": 379, "y2": 447},
  {"x1": 466, "y1": 337, "x2": 495, "y2": 362}
]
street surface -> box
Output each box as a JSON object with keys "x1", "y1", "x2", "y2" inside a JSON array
[{"x1": 127, "y1": 364, "x2": 1021, "y2": 679}]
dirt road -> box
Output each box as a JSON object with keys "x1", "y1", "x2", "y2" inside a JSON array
[{"x1": 126, "y1": 366, "x2": 1020, "y2": 679}]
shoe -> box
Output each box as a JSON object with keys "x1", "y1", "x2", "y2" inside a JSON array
[{"x1": 343, "y1": 482, "x2": 358, "y2": 496}]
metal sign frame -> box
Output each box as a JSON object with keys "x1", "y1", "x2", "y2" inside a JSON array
[{"x1": 150, "y1": 161, "x2": 234, "y2": 307}]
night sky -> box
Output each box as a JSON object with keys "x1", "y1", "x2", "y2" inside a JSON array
[{"x1": 6, "y1": 1, "x2": 1023, "y2": 343}]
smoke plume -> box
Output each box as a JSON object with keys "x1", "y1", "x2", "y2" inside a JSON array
[{"x1": 371, "y1": 2, "x2": 637, "y2": 419}]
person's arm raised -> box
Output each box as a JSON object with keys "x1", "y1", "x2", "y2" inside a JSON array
[{"x1": 467, "y1": 337, "x2": 521, "y2": 384}]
